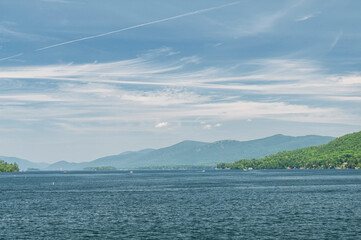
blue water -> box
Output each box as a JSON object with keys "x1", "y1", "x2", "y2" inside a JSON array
[{"x1": 1, "y1": 170, "x2": 361, "y2": 239}]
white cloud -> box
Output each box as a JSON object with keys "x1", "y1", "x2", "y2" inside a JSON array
[
  {"x1": 324, "y1": 96, "x2": 361, "y2": 102},
  {"x1": 333, "y1": 73, "x2": 361, "y2": 85},
  {"x1": 0, "y1": 48, "x2": 183, "y2": 80},
  {"x1": 118, "y1": 89, "x2": 209, "y2": 106},
  {"x1": 180, "y1": 56, "x2": 201, "y2": 64},
  {"x1": 155, "y1": 122, "x2": 169, "y2": 128},
  {"x1": 0, "y1": 50, "x2": 360, "y2": 131},
  {"x1": 0, "y1": 94, "x2": 65, "y2": 102},
  {"x1": 2, "y1": 56, "x2": 357, "y2": 98}
]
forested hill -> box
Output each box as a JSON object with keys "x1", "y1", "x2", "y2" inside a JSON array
[
  {"x1": 0, "y1": 160, "x2": 19, "y2": 172},
  {"x1": 218, "y1": 131, "x2": 361, "y2": 170}
]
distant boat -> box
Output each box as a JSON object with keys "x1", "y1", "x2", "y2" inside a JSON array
[
  {"x1": 202, "y1": 170, "x2": 206, "y2": 172},
  {"x1": 130, "y1": 170, "x2": 133, "y2": 174}
]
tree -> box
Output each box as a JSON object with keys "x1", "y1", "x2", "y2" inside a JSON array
[{"x1": 0, "y1": 160, "x2": 20, "y2": 172}]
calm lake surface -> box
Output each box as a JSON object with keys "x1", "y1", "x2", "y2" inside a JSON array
[{"x1": 1, "y1": 170, "x2": 361, "y2": 239}]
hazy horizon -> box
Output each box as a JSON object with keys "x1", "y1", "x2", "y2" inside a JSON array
[
  {"x1": 1, "y1": 0, "x2": 360, "y2": 163},
  {"x1": 2, "y1": 133, "x2": 338, "y2": 164}
]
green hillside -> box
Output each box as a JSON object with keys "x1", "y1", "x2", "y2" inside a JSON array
[
  {"x1": 0, "y1": 160, "x2": 20, "y2": 172},
  {"x1": 218, "y1": 131, "x2": 361, "y2": 170}
]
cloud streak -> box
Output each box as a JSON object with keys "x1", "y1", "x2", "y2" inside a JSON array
[
  {"x1": 296, "y1": 14, "x2": 313, "y2": 22},
  {"x1": 0, "y1": 47, "x2": 360, "y2": 135},
  {"x1": 1, "y1": 52, "x2": 360, "y2": 98},
  {"x1": 1, "y1": 52, "x2": 360, "y2": 130},
  {"x1": 330, "y1": 30, "x2": 343, "y2": 50},
  {"x1": 0, "y1": 53, "x2": 23, "y2": 62},
  {"x1": 36, "y1": 1, "x2": 240, "y2": 51}
]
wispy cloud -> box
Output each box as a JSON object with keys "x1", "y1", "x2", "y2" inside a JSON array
[
  {"x1": 1, "y1": 52, "x2": 359, "y2": 97},
  {"x1": 0, "y1": 48, "x2": 360, "y2": 132},
  {"x1": 330, "y1": 30, "x2": 343, "y2": 50},
  {"x1": 0, "y1": 94, "x2": 66, "y2": 102},
  {"x1": 229, "y1": 2, "x2": 301, "y2": 37},
  {"x1": 0, "y1": 23, "x2": 53, "y2": 41},
  {"x1": 0, "y1": 24, "x2": 30, "y2": 39},
  {"x1": 296, "y1": 14, "x2": 314, "y2": 22},
  {"x1": 118, "y1": 89, "x2": 210, "y2": 106}
]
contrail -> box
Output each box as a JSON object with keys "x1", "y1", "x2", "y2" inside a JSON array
[
  {"x1": 0, "y1": 53, "x2": 23, "y2": 62},
  {"x1": 36, "y1": 1, "x2": 240, "y2": 51}
]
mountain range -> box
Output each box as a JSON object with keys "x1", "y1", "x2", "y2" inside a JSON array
[{"x1": 1, "y1": 134, "x2": 334, "y2": 170}]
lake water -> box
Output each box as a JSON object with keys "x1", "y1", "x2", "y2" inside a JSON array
[{"x1": 1, "y1": 170, "x2": 361, "y2": 239}]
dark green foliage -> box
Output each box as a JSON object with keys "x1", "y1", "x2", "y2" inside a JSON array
[
  {"x1": 218, "y1": 131, "x2": 361, "y2": 170},
  {"x1": 0, "y1": 160, "x2": 20, "y2": 172}
]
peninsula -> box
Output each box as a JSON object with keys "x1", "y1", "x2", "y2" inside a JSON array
[{"x1": 0, "y1": 160, "x2": 19, "y2": 172}]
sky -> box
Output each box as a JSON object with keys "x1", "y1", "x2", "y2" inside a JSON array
[{"x1": 0, "y1": 0, "x2": 360, "y2": 163}]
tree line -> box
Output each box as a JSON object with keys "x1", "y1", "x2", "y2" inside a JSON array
[
  {"x1": 0, "y1": 160, "x2": 20, "y2": 172},
  {"x1": 217, "y1": 131, "x2": 361, "y2": 170}
]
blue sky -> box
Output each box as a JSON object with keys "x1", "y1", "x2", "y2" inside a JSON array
[{"x1": 0, "y1": 0, "x2": 360, "y2": 163}]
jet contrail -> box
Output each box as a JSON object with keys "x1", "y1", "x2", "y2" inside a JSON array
[
  {"x1": 0, "y1": 53, "x2": 23, "y2": 62},
  {"x1": 36, "y1": 1, "x2": 240, "y2": 51}
]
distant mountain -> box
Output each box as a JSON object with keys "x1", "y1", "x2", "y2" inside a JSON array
[
  {"x1": 0, "y1": 156, "x2": 49, "y2": 171},
  {"x1": 173, "y1": 135, "x2": 335, "y2": 165},
  {"x1": 222, "y1": 131, "x2": 361, "y2": 169},
  {"x1": 46, "y1": 134, "x2": 334, "y2": 170}
]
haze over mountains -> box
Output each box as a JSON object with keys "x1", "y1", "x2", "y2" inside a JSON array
[{"x1": 1, "y1": 134, "x2": 334, "y2": 171}]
